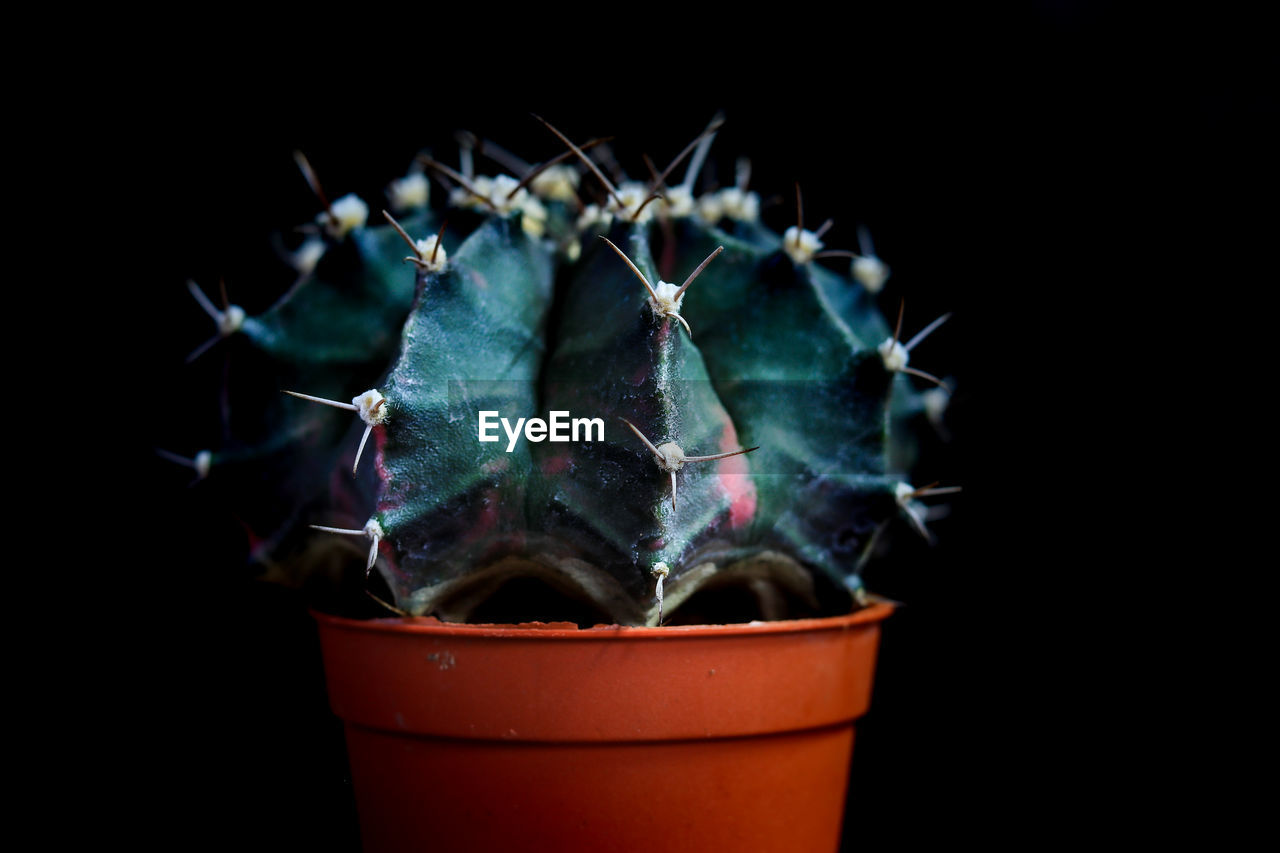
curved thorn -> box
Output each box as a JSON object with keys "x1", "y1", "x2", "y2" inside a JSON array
[
  {"x1": 456, "y1": 132, "x2": 475, "y2": 181},
  {"x1": 679, "y1": 113, "x2": 726, "y2": 194},
  {"x1": 265, "y1": 267, "x2": 313, "y2": 315},
  {"x1": 185, "y1": 334, "x2": 221, "y2": 364},
  {"x1": 619, "y1": 418, "x2": 663, "y2": 459},
  {"x1": 908, "y1": 509, "x2": 934, "y2": 542},
  {"x1": 655, "y1": 574, "x2": 665, "y2": 625},
  {"x1": 472, "y1": 136, "x2": 531, "y2": 175},
  {"x1": 667, "y1": 312, "x2": 693, "y2": 337},
  {"x1": 857, "y1": 224, "x2": 875, "y2": 256},
  {"x1": 630, "y1": 191, "x2": 665, "y2": 222},
  {"x1": 309, "y1": 524, "x2": 366, "y2": 535},
  {"x1": 854, "y1": 520, "x2": 890, "y2": 574},
  {"x1": 417, "y1": 155, "x2": 498, "y2": 211},
  {"x1": 282, "y1": 390, "x2": 359, "y2": 411},
  {"x1": 641, "y1": 153, "x2": 660, "y2": 186},
  {"x1": 365, "y1": 589, "x2": 407, "y2": 616},
  {"x1": 904, "y1": 313, "x2": 953, "y2": 352},
  {"x1": 895, "y1": 493, "x2": 933, "y2": 540},
  {"x1": 155, "y1": 447, "x2": 196, "y2": 468},
  {"x1": 366, "y1": 532, "x2": 381, "y2": 574},
  {"x1": 531, "y1": 113, "x2": 622, "y2": 207},
  {"x1": 599, "y1": 237, "x2": 659, "y2": 301},
  {"x1": 382, "y1": 210, "x2": 422, "y2": 258},
  {"x1": 912, "y1": 485, "x2": 963, "y2": 499},
  {"x1": 902, "y1": 366, "x2": 948, "y2": 388},
  {"x1": 649, "y1": 114, "x2": 725, "y2": 197},
  {"x1": 682, "y1": 446, "x2": 759, "y2": 463},
  {"x1": 431, "y1": 219, "x2": 448, "y2": 264},
  {"x1": 673, "y1": 245, "x2": 724, "y2": 301},
  {"x1": 187, "y1": 280, "x2": 221, "y2": 320},
  {"x1": 507, "y1": 136, "x2": 613, "y2": 198},
  {"x1": 353, "y1": 423, "x2": 374, "y2": 475},
  {"x1": 293, "y1": 150, "x2": 331, "y2": 211},
  {"x1": 594, "y1": 141, "x2": 628, "y2": 185},
  {"x1": 670, "y1": 470, "x2": 678, "y2": 511}
]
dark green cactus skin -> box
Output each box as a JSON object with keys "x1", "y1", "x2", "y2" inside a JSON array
[
  {"x1": 242, "y1": 210, "x2": 434, "y2": 364},
  {"x1": 181, "y1": 135, "x2": 947, "y2": 625},
  {"x1": 193, "y1": 209, "x2": 443, "y2": 582},
  {"x1": 527, "y1": 221, "x2": 747, "y2": 615},
  {"x1": 376, "y1": 214, "x2": 553, "y2": 610},
  {"x1": 671, "y1": 220, "x2": 899, "y2": 589}
]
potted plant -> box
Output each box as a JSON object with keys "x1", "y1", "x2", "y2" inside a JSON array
[{"x1": 161, "y1": 112, "x2": 958, "y2": 851}]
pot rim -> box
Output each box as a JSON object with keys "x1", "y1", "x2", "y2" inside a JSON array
[{"x1": 311, "y1": 599, "x2": 894, "y2": 640}]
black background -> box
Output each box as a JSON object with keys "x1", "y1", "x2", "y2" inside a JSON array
[{"x1": 107, "y1": 2, "x2": 1219, "y2": 848}]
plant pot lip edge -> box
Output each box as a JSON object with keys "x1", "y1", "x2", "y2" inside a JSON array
[{"x1": 311, "y1": 598, "x2": 895, "y2": 640}]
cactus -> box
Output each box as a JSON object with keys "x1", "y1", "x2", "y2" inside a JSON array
[{"x1": 168, "y1": 115, "x2": 956, "y2": 627}]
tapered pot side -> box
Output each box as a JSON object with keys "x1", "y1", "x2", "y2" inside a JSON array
[{"x1": 314, "y1": 601, "x2": 893, "y2": 852}]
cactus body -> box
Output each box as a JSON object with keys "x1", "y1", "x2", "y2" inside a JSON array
[{"x1": 176, "y1": 123, "x2": 952, "y2": 626}]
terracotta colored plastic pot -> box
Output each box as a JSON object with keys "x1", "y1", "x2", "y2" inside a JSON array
[{"x1": 314, "y1": 602, "x2": 893, "y2": 853}]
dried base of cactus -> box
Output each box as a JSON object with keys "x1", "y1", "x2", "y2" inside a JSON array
[{"x1": 401, "y1": 550, "x2": 832, "y2": 627}]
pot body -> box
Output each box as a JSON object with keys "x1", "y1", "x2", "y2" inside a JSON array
[{"x1": 314, "y1": 603, "x2": 893, "y2": 853}]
